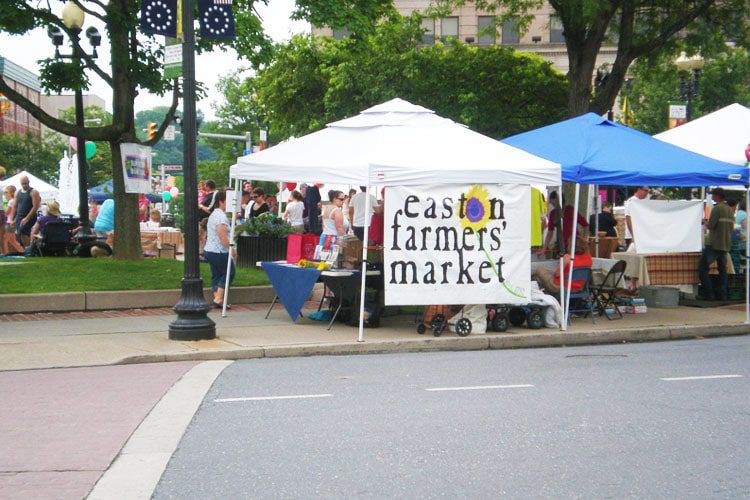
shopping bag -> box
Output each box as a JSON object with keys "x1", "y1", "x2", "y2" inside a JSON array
[
  {"x1": 286, "y1": 234, "x2": 303, "y2": 263},
  {"x1": 301, "y1": 233, "x2": 318, "y2": 260}
]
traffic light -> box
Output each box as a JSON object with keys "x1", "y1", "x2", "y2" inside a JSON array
[{"x1": 147, "y1": 121, "x2": 158, "y2": 141}]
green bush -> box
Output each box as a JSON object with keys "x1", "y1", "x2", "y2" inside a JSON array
[{"x1": 235, "y1": 212, "x2": 292, "y2": 238}]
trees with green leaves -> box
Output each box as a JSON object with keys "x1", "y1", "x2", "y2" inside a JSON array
[
  {"x1": 627, "y1": 47, "x2": 750, "y2": 135},
  {"x1": 58, "y1": 104, "x2": 113, "y2": 186},
  {"x1": 0, "y1": 0, "x2": 391, "y2": 259},
  {"x1": 430, "y1": 0, "x2": 750, "y2": 117},
  {"x1": 0, "y1": 132, "x2": 66, "y2": 183},
  {"x1": 216, "y1": 15, "x2": 567, "y2": 144}
]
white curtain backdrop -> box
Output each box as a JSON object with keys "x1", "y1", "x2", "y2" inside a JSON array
[{"x1": 629, "y1": 199, "x2": 703, "y2": 253}]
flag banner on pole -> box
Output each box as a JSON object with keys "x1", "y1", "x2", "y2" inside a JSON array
[
  {"x1": 198, "y1": 0, "x2": 235, "y2": 39},
  {"x1": 139, "y1": 0, "x2": 178, "y2": 37},
  {"x1": 384, "y1": 184, "x2": 531, "y2": 305}
]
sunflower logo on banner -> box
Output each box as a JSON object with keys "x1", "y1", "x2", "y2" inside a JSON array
[
  {"x1": 198, "y1": 0, "x2": 235, "y2": 39},
  {"x1": 139, "y1": 0, "x2": 178, "y2": 37},
  {"x1": 384, "y1": 184, "x2": 531, "y2": 306}
]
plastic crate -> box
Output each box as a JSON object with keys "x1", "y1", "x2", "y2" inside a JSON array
[{"x1": 638, "y1": 285, "x2": 679, "y2": 308}]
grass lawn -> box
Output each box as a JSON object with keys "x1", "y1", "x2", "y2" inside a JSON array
[{"x1": 0, "y1": 257, "x2": 269, "y2": 294}]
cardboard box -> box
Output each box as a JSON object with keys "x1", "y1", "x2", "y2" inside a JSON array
[
  {"x1": 158, "y1": 243, "x2": 176, "y2": 259},
  {"x1": 623, "y1": 305, "x2": 648, "y2": 314},
  {"x1": 343, "y1": 238, "x2": 363, "y2": 264}
]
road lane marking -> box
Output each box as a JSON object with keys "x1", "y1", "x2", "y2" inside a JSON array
[
  {"x1": 215, "y1": 393, "x2": 333, "y2": 402},
  {"x1": 425, "y1": 384, "x2": 534, "y2": 392},
  {"x1": 660, "y1": 374, "x2": 743, "y2": 381}
]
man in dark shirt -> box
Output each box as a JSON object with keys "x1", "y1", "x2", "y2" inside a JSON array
[
  {"x1": 699, "y1": 188, "x2": 734, "y2": 300},
  {"x1": 589, "y1": 201, "x2": 618, "y2": 237},
  {"x1": 304, "y1": 184, "x2": 322, "y2": 235}
]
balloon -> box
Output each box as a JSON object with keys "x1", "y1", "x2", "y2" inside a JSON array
[
  {"x1": 285, "y1": 182, "x2": 297, "y2": 191},
  {"x1": 169, "y1": 186, "x2": 179, "y2": 197},
  {"x1": 162, "y1": 190, "x2": 172, "y2": 202},
  {"x1": 85, "y1": 141, "x2": 97, "y2": 159},
  {"x1": 745, "y1": 143, "x2": 750, "y2": 163},
  {"x1": 69, "y1": 137, "x2": 79, "y2": 151},
  {"x1": 314, "y1": 183, "x2": 323, "y2": 188}
]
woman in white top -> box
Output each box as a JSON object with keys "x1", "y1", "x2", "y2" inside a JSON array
[
  {"x1": 204, "y1": 191, "x2": 236, "y2": 308},
  {"x1": 283, "y1": 190, "x2": 305, "y2": 234},
  {"x1": 322, "y1": 190, "x2": 348, "y2": 236}
]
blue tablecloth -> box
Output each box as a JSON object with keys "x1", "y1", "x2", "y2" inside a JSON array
[{"x1": 261, "y1": 262, "x2": 321, "y2": 321}]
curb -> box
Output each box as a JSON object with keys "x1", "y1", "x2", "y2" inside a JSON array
[
  {"x1": 0, "y1": 285, "x2": 294, "y2": 314},
  {"x1": 115, "y1": 322, "x2": 750, "y2": 366}
]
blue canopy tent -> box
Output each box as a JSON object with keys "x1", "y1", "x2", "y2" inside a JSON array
[
  {"x1": 502, "y1": 113, "x2": 748, "y2": 187},
  {"x1": 89, "y1": 180, "x2": 162, "y2": 203},
  {"x1": 503, "y1": 113, "x2": 750, "y2": 325}
]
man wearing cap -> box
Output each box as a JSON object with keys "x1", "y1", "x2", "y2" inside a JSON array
[{"x1": 699, "y1": 188, "x2": 734, "y2": 300}]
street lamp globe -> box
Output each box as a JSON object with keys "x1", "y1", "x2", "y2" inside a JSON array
[
  {"x1": 675, "y1": 51, "x2": 704, "y2": 72},
  {"x1": 62, "y1": 1, "x2": 85, "y2": 30}
]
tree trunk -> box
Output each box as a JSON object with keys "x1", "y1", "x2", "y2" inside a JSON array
[{"x1": 111, "y1": 140, "x2": 143, "y2": 260}]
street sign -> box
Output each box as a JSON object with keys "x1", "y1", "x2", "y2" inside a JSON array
[
  {"x1": 164, "y1": 38, "x2": 182, "y2": 80},
  {"x1": 668, "y1": 101, "x2": 688, "y2": 129},
  {"x1": 163, "y1": 164, "x2": 184, "y2": 176},
  {"x1": 669, "y1": 104, "x2": 687, "y2": 119},
  {"x1": 164, "y1": 124, "x2": 175, "y2": 141}
]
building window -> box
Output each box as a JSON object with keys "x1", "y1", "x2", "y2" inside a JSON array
[
  {"x1": 419, "y1": 18, "x2": 435, "y2": 46},
  {"x1": 441, "y1": 17, "x2": 459, "y2": 42},
  {"x1": 501, "y1": 18, "x2": 520, "y2": 44},
  {"x1": 477, "y1": 16, "x2": 496, "y2": 46},
  {"x1": 550, "y1": 15, "x2": 565, "y2": 43},
  {"x1": 332, "y1": 27, "x2": 350, "y2": 40}
]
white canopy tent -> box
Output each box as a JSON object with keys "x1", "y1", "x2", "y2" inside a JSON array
[
  {"x1": 654, "y1": 103, "x2": 750, "y2": 165},
  {"x1": 229, "y1": 98, "x2": 561, "y2": 339},
  {"x1": 655, "y1": 102, "x2": 750, "y2": 324},
  {"x1": 0, "y1": 171, "x2": 59, "y2": 201}
]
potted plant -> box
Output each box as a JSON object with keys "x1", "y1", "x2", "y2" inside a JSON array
[{"x1": 234, "y1": 213, "x2": 292, "y2": 267}]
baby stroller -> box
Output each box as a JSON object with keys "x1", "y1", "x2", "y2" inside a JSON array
[
  {"x1": 486, "y1": 304, "x2": 545, "y2": 332},
  {"x1": 416, "y1": 305, "x2": 472, "y2": 337}
]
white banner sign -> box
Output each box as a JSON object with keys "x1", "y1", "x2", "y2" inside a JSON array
[
  {"x1": 384, "y1": 184, "x2": 531, "y2": 305},
  {"x1": 629, "y1": 199, "x2": 702, "y2": 253},
  {"x1": 120, "y1": 143, "x2": 152, "y2": 194}
]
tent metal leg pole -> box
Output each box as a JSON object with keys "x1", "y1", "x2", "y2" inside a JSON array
[
  {"x1": 357, "y1": 184, "x2": 372, "y2": 343},
  {"x1": 559, "y1": 256, "x2": 565, "y2": 331},
  {"x1": 222, "y1": 178, "x2": 241, "y2": 317},
  {"x1": 594, "y1": 184, "x2": 599, "y2": 258},
  {"x1": 557, "y1": 184, "x2": 566, "y2": 331},
  {"x1": 746, "y1": 188, "x2": 749, "y2": 325},
  {"x1": 565, "y1": 183, "x2": 581, "y2": 326}
]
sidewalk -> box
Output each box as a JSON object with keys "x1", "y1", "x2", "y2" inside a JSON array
[{"x1": 1, "y1": 301, "x2": 748, "y2": 371}]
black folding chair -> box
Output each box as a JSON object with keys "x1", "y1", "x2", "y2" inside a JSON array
[
  {"x1": 566, "y1": 267, "x2": 595, "y2": 324},
  {"x1": 592, "y1": 260, "x2": 626, "y2": 320},
  {"x1": 39, "y1": 220, "x2": 72, "y2": 256}
]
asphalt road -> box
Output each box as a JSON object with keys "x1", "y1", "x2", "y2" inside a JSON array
[{"x1": 155, "y1": 337, "x2": 750, "y2": 499}]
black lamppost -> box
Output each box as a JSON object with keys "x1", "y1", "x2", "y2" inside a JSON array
[
  {"x1": 675, "y1": 52, "x2": 704, "y2": 122},
  {"x1": 49, "y1": 1, "x2": 101, "y2": 235},
  {"x1": 169, "y1": 0, "x2": 216, "y2": 340}
]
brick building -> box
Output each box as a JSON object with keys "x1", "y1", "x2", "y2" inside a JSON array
[{"x1": 0, "y1": 56, "x2": 42, "y2": 137}]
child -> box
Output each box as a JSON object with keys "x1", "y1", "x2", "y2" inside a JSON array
[{"x1": 146, "y1": 209, "x2": 162, "y2": 229}]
